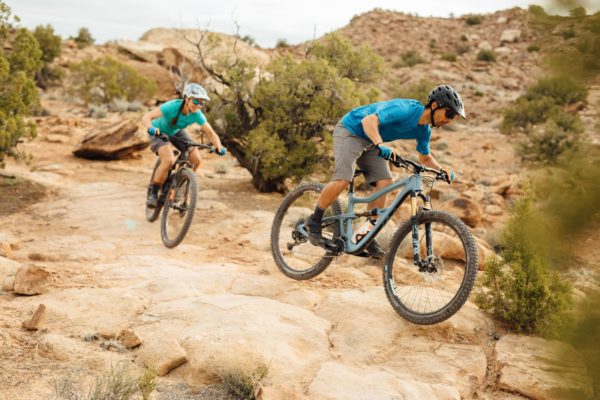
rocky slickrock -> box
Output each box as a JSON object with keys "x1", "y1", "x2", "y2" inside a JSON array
[{"x1": 496, "y1": 334, "x2": 594, "y2": 400}]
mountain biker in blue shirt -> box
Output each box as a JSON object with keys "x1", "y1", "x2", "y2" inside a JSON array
[
  {"x1": 307, "y1": 85, "x2": 466, "y2": 258},
  {"x1": 141, "y1": 83, "x2": 227, "y2": 208}
]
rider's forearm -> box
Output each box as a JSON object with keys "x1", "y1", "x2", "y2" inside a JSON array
[
  {"x1": 361, "y1": 115, "x2": 384, "y2": 145},
  {"x1": 202, "y1": 125, "x2": 223, "y2": 149},
  {"x1": 419, "y1": 153, "x2": 442, "y2": 170}
]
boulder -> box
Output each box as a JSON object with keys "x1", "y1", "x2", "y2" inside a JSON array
[
  {"x1": 496, "y1": 335, "x2": 593, "y2": 400},
  {"x1": 439, "y1": 197, "x2": 483, "y2": 228},
  {"x1": 13, "y1": 265, "x2": 51, "y2": 295},
  {"x1": 500, "y1": 29, "x2": 521, "y2": 43},
  {"x1": 73, "y1": 118, "x2": 149, "y2": 160},
  {"x1": 138, "y1": 335, "x2": 188, "y2": 376}
]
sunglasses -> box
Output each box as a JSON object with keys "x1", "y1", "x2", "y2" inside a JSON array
[
  {"x1": 191, "y1": 99, "x2": 206, "y2": 106},
  {"x1": 444, "y1": 108, "x2": 456, "y2": 119}
]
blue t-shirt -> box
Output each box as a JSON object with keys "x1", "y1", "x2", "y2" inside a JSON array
[
  {"x1": 151, "y1": 99, "x2": 207, "y2": 136},
  {"x1": 340, "y1": 99, "x2": 431, "y2": 155}
]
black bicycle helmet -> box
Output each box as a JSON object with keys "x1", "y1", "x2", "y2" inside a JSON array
[{"x1": 427, "y1": 85, "x2": 466, "y2": 119}]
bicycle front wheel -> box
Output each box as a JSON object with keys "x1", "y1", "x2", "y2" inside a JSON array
[
  {"x1": 383, "y1": 210, "x2": 478, "y2": 325},
  {"x1": 145, "y1": 159, "x2": 163, "y2": 222},
  {"x1": 271, "y1": 182, "x2": 342, "y2": 280},
  {"x1": 160, "y1": 168, "x2": 198, "y2": 248}
]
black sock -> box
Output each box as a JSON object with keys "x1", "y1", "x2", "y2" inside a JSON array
[
  {"x1": 312, "y1": 206, "x2": 325, "y2": 221},
  {"x1": 151, "y1": 183, "x2": 161, "y2": 194}
]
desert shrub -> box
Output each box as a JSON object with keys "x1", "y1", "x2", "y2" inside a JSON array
[
  {"x1": 33, "y1": 24, "x2": 62, "y2": 88},
  {"x1": 216, "y1": 359, "x2": 268, "y2": 400},
  {"x1": 474, "y1": 90, "x2": 484, "y2": 97},
  {"x1": 400, "y1": 50, "x2": 425, "y2": 67},
  {"x1": 475, "y1": 198, "x2": 573, "y2": 337},
  {"x1": 465, "y1": 15, "x2": 481, "y2": 25},
  {"x1": 137, "y1": 367, "x2": 157, "y2": 400},
  {"x1": 308, "y1": 32, "x2": 384, "y2": 83},
  {"x1": 54, "y1": 363, "x2": 146, "y2": 400},
  {"x1": 73, "y1": 27, "x2": 94, "y2": 49},
  {"x1": 460, "y1": 34, "x2": 468, "y2": 41},
  {"x1": 528, "y1": 5, "x2": 547, "y2": 17},
  {"x1": 68, "y1": 56, "x2": 156, "y2": 105},
  {"x1": 501, "y1": 96, "x2": 558, "y2": 133},
  {"x1": 476, "y1": 49, "x2": 496, "y2": 62},
  {"x1": 441, "y1": 52, "x2": 457, "y2": 62},
  {"x1": 392, "y1": 78, "x2": 434, "y2": 103},
  {"x1": 0, "y1": 2, "x2": 40, "y2": 166},
  {"x1": 237, "y1": 34, "x2": 257, "y2": 47},
  {"x1": 525, "y1": 77, "x2": 587, "y2": 106},
  {"x1": 275, "y1": 38, "x2": 289, "y2": 48},
  {"x1": 570, "y1": 6, "x2": 586, "y2": 18},
  {"x1": 518, "y1": 111, "x2": 583, "y2": 163},
  {"x1": 527, "y1": 44, "x2": 540, "y2": 52},
  {"x1": 199, "y1": 32, "x2": 381, "y2": 192}
]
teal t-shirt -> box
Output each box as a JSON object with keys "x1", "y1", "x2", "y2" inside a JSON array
[
  {"x1": 340, "y1": 99, "x2": 431, "y2": 155},
  {"x1": 151, "y1": 99, "x2": 207, "y2": 136}
]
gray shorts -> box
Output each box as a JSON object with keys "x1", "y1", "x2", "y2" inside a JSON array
[
  {"x1": 332, "y1": 123, "x2": 392, "y2": 184},
  {"x1": 149, "y1": 129, "x2": 193, "y2": 154}
]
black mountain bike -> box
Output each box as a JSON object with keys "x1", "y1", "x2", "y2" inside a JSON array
[
  {"x1": 145, "y1": 133, "x2": 215, "y2": 248},
  {"x1": 271, "y1": 152, "x2": 478, "y2": 325}
]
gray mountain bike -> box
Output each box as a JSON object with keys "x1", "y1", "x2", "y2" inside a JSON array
[
  {"x1": 145, "y1": 133, "x2": 215, "y2": 248},
  {"x1": 271, "y1": 153, "x2": 478, "y2": 325}
]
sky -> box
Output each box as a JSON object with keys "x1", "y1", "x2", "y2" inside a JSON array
[{"x1": 9, "y1": 0, "x2": 600, "y2": 48}]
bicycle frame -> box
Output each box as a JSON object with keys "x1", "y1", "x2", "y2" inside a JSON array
[{"x1": 299, "y1": 172, "x2": 432, "y2": 258}]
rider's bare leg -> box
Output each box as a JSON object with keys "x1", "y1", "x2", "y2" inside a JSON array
[
  {"x1": 154, "y1": 145, "x2": 176, "y2": 184},
  {"x1": 316, "y1": 180, "x2": 350, "y2": 209},
  {"x1": 189, "y1": 148, "x2": 202, "y2": 171}
]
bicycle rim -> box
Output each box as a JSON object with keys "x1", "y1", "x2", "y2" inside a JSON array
[{"x1": 384, "y1": 210, "x2": 478, "y2": 324}]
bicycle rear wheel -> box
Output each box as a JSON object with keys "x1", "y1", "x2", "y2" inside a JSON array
[
  {"x1": 160, "y1": 168, "x2": 198, "y2": 248},
  {"x1": 383, "y1": 210, "x2": 478, "y2": 325},
  {"x1": 145, "y1": 159, "x2": 163, "y2": 222},
  {"x1": 271, "y1": 182, "x2": 342, "y2": 280}
]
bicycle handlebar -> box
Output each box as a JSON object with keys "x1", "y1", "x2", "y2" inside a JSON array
[
  {"x1": 389, "y1": 153, "x2": 451, "y2": 184},
  {"x1": 154, "y1": 132, "x2": 216, "y2": 153}
]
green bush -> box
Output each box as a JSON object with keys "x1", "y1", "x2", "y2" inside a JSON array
[
  {"x1": 392, "y1": 78, "x2": 435, "y2": 103},
  {"x1": 33, "y1": 24, "x2": 62, "y2": 88},
  {"x1": 475, "y1": 198, "x2": 573, "y2": 337},
  {"x1": 570, "y1": 6, "x2": 586, "y2": 18},
  {"x1": 518, "y1": 111, "x2": 583, "y2": 164},
  {"x1": 400, "y1": 50, "x2": 425, "y2": 67},
  {"x1": 527, "y1": 44, "x2": 540, "y2": 52},
  {"x1": 465, "y1": 15, "x2": 481, "y2": 25},
  {"x1": 528, "y1": 5, "x2": 547, "y2": 17},
  {"x1": 525, "y1": 77, "x2": 587, "y2": 105},
  {"x1": 441, "y1": 52, "x2": 457, "y2": 62},
  {"x1": 73, "y1": 27, "x2": 94, "y2": 49},
  {"x1": 68, "y1": 56, "x2": 156, "y2": 105},
  {"x1": 0, "y1": 2, "x2": 40, "y2": 167},
  {"x1": 275, "y1": 38, "x2": 289, "y2": 48},
  {"x1": 200, "y1": 32, "x2": 380, "y2": 192},
  {"x1": 460, "y1": 34, "x2": 468, "y2": 42},
  {"x1": 501, "y1": 97, "x2": 558, "y2": 133},
  {"x1": 308, "y1": 33, "x2": 384, "y2": 83},
  {"x1": 476, "y1": 49, "x2": 496, "y2": 62}
]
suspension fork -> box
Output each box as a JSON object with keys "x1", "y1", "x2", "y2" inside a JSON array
[{"x1": 410, "y1": 192, "x2": 433, "y2": 264}]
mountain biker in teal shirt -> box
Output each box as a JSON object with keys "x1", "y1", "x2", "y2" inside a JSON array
[
  {"x1": 307, "y1": 85, "x2": 466, "y2": 258},
  {"x1": 141, "y1": 83, "x2": 227, "y2": 208}
]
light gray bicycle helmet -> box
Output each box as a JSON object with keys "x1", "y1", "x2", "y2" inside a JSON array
[
  {"x1": 183, "y1": 83, "x2": 210, "y2": 101},
  {"x1": 427, "y1": 85, "x2": 466, "y2": 119}
]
